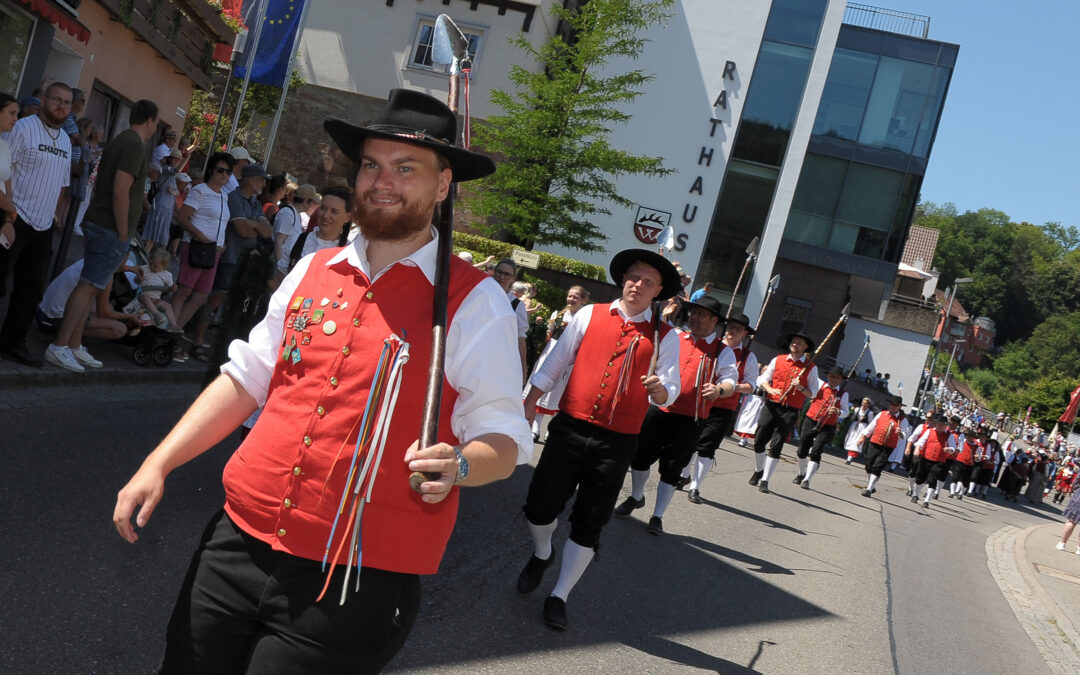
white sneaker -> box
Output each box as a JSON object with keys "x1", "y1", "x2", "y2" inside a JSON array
[
  {"x1": 1056, "y1": 542, "x2": 1066, "y2": 551},
  {"x1": 45, "y1": 345, "x2": 85, "y2": 373},
  {"x1": 71, "y1": 345, "x2": 103, "y2": 368}
]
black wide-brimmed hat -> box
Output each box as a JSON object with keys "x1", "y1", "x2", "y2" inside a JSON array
[
  {"x1": 324, "y1": 89, "x2": 495, "y2": 183},
  {"x1": 725, "y1": 312, "x2": 755, "y2": 335},
  {"x1": 885, "y1": 394, "x2": 903, "y2": 406},
  {"x1": 827, "y1": 365, "x2": 845, "y2": 378},
  {"x1": 609, "y1": 249, "x2": 682, "y2": 301},
  {"x1": 927, "y1": 410, "x2": 948, "y2": 423},
  {"x1": 783, "y1": 331, "x2": 817, "y2": 354},
  {"x1": 685, "y1": 295, "x2": 724, "y2": 320}
]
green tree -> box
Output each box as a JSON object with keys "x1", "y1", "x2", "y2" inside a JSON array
[{"x1": 463, "y1": 0, "x2": 674, "y2": 251}]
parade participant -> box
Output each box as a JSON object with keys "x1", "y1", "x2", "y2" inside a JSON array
[
  {"x1": 948, "y1": 424, "x2": 981, "y2": 499},
  {"x1": 615, "y1": 295, "x2": 736, "y2": 530},
  {"x1": 970, "y1": 427, "x2": 997, "y2": 498},
  {"x1": 750, "y1": 331, "x2": 820, "y2": 493},
  {"x1": 904, "y1": 414, "x2": 928, "y2": 496},
  {"x1": 529, "y1": 285, "x2": 590, "y2": 441},
  {"x1": 112, "y1": 89, "x2": 532, "y2": 672},
  {"x1": 843, "y1": 397, "x2": 874, "y2": 463},
  {"x1": 733, "y1": 366, "x2": 767, "y2": 447},
  {"x1": 684, "y1": 312, "x2": 758, "y2": 503},
  {"x1": 936, "y1": 415, "x2": 964, "y2": 499},
  {"x1": 518, "y1": 248, "x2": 682, "y2": 630},
  {"x1": 911, "y1": 411, "x2": 957, "y2": 508},
  {"x1": 856, "y1": 395, "x2": 908, "y2": 497},
  {"x1": 794, "y1": 366, "x2": 850, "y2": 489}
]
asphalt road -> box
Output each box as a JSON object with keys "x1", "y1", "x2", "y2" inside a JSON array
[{"x1": 0, "y1": 383, "x2": 1063, "y2": 674}]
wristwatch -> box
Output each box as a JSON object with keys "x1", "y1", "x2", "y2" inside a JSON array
[{"x1": 453, "y1": 446, "x2": 469, "y2": 485}]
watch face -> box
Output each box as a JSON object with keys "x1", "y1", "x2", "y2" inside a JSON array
[{"x1": 455, "y1": 448, "x2": 469, "y2": 482}]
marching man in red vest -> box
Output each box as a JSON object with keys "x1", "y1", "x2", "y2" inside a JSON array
[
  {"x1": 683, "y1": 312, "x2": 759, "y2": 503},
  {"x1": 613, "y1": 295, "x2": 737, "y2": 533},
  {"x1": 856, "y1": 394, "x2": 909, "y2": 497},
  {"x1": 911, "y1": 411, "x2": 958, "y2": 508},
  {"x1": 111, "y1": 90, "x2": 532, "y2": 672},
  {"x1": 519, "y1": 249, "x2": 682, "y2": 631},
  {"x1": 794, "y1": 366, "x2": 850, "y2": 489},
  {"x1": 751, "y1": 331, "x2": 820, "y2": 493},
  {"x1": 948, "y1": 423, "x2": 981, "y2": 499}
]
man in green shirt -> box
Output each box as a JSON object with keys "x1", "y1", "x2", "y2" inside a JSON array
[{"x1": 45, "y1": 99, "x2": 158, "y2": 373}]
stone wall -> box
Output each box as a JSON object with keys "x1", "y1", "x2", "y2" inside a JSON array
[{"x1": 881, "y1": 297, "x2": 938, "y2": 335}]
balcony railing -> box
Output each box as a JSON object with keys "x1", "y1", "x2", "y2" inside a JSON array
[{"x1": 843, "y1": 2, "x2": 930, "y2": 39}]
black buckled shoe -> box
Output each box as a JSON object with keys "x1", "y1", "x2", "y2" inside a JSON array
[
  {"x1": 861, "y1": 489, "x2": 872, "y2": 497},
  {"x1": 675, "y1": 476, "x2": 691, "y2": 491},
  {"x1": 647, "y1": 516, "x2": 664, "y2": 536},
  {"x1": 687, "y1": 489, "x2": 703, "y2": 504},
  {"x1": 543, "y1": 595, "x2": 568, "y2": 631},
  {"x1": 758, "y1": 480, "x2": 770, "y2": 494},
  {"x1": 748, "y1": 470, "x2": 763, "y2": 486},
  {"x1": 516, "y1": 547, "x2": 556, "y2": 594},
  {"x1": 792, "y1": 474, "x2": 805, "y2": 485},
  {"x1": 613, "y1": 496, "x2": 644, "y2": 518}
]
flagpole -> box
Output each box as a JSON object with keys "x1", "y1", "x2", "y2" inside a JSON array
[
  {"x1": 263, "y1": 0, "x2": 310, "y2": 166},
  {"x1": 226, "y1": 0, "x2": 269, "y2": 151}
]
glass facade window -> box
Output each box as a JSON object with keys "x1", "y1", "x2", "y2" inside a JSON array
[
  {"x1": 786, "y1": 154, "x2": 847, "y2": 247},
  {"x1": 812, "y1": 49, "x2": 878, "y2": 142},
  {"x1": 764, "y1": 0, "x2": 828, "y2": 47},
  {"x1": 857, "y1": 56, "x2": 935, "y2": 155},
  {"x1": 0, "y1": 4, "x2": 35, "y2": 95},
  {"x1": 731, "y1": 41, "x2": 814, "y2": 167}
]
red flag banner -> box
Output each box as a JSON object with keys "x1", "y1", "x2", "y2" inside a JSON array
[{"x1": 1059, "y1": 385, "x2": 1080, "y2": 424}]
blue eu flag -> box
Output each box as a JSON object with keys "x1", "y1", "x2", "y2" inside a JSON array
[{"x1": 234, "y1": 0, "x2": 306, "y2": 88}]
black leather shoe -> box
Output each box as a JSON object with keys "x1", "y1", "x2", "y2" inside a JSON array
[
  {"x1": 800, "y1": 480, "x2": 811, "y2": 490},
  {"x1": 613, "y1": 496, "x2": 644, "y2": 517},
  {"x1": 675, "y1": 476, "x2": 691, "y2": 491},
  {"x1": 687, "y1": 489, "x2": 703, "y2": 504},
  {"x1": 758, "y1": 480, "x2": 770, "y2": 494},
  {"x1": 646, "y1": 516, "x2": 663, "y2": 535},
  {"x1": 792, "y1": 474, "x2": 805, "y2": 485},
  {"x1": 516, "y1": 547, "x2": 556, "y2": 594},
  {"x1": 748, "y1": 470, "x2": 763, "y2": 486},
  {"x1": 0, "y1": 344, "x2": 43, "y2": 367},
  {"x1": 861, "y1": 489, "x2": 872, "y2": 497},
  {"x1": 543, "y1": 595, "x2": 568, "y2": 631}
]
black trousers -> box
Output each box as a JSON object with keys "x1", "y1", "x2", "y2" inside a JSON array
[
  {"x1": 0, "y1": 218, "x2": 53, "y2": 349},
  {"x1": 161, "y1": 510, "x2": 420, "y2": 675},
  {"x1": 950, "y1": 461, "x2": 975, "y2": 487},
  {"x1": 753, "y1": 400, "x2": 800, "y2": 459},
  {"x1": 524, "y1": 412, "x2": 637, "y2": 549},
  {"x1": 796, "y1": 417, "x2": 837, "y2": 463},
  {"x1": 864, "y1": 442, "x2": 893, "y2": 476},
  {"x1": 630, "y1": 407, "x2": 704, "y2": 484},
  {"x1": 915, "y1": 458, "x2": 949, "y2": 488},
  {"x1": 695, "y1": 406, "x2": 735, "y2": 459}
]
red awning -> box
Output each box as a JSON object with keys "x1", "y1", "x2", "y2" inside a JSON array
[{"x1": 18, "y1": 0, "x2": 92, "y2": 45}]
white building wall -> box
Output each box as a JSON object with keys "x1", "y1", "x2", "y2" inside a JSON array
[
  {"x1": 297, "y1": 0, "x2": 553, "y2": 119},
  {"x1": 839, "y1": 317, "x2": 932, "y2": 409},
  {"x1": 541, "y1": 0, "x2": 773, "y2": 278}
]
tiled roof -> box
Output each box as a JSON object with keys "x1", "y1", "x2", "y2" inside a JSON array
[{"x1": 901, "y1": 226, "x2": 939, "y2": 271}]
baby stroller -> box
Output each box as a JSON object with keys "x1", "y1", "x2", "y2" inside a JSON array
[{"x1": 110, "y1": 234, "x2": 180, "y2": 367}]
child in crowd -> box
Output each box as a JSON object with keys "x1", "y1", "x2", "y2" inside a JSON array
[{"x1": 138, "y1": 248, "x2": 181, "y2": 331}]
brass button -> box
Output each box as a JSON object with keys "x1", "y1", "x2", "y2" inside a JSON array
[
  {"x1": 589, "y1": 415, "x2": 596, "y2": 420},
  {"x1": 608, "y1": 362, "x2": 613, "y2": 367},
  {"x1": 303, "y1": 435, "x2": 312, "y2": 446},
  {"x1": 284, "y1": 498, "x2": 292, "y2": 508},
  {"x1": 353, "y1": 318, "x2": 360, "y2": 327},
  {"x1": 600, "y1": 383, "x2": 607, "y2": 388},
  {"x1": 616, "y1": 341, "x2": 622, "y2": 347},
  {"x1": 596, "y1": 393, "x2": 603, "y2": 399},
  {"x1": 593, "y1": 404, "x2": 599, "y2": 410},
  {"x1": 365, "y1": 291, "x2": 374, "y2": 300},
  {"x1": 293, "y1": 466, "x2": 301, "y2": 476},
  {"x1": 330, "y1": 377, "x2": 339, "y2": 387},
  {"x1": 621, "y1": 331, "x2": 627, "y2": 336},
  {"x1": 604, "y1": 372, "x2": 610, "y2": 378},
  {"x1": 277, "y1": 528, "x2": 287, "y2": 537},
  {"x1": 316, "y1": 406, "x2": 325, "y2": 416},
  {"x1": 342, "y1": 346, "x2": 350, "y2": 356}
]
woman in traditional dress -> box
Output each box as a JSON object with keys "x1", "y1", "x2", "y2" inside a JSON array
[
  {"x1": 843, "y1": 397, "x2": 875, "y2": 463},
  {"x1": 528, "y1": 285, "x2": 590, "y2": 442},
  {"x1": 733, "y1": 364, "x2": 769, "y2": 448}
]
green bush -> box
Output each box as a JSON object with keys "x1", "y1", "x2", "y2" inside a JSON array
[{"x1": 453, "y1": 232, "x2": 607, "y2": 281}]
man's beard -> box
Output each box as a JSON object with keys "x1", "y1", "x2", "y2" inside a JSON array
[{"x1": 354, "y1": 190, "x2": 436, "y2": 242}]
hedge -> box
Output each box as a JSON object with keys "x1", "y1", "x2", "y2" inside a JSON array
[{"x1": 453, "y1": 232, "x2": 607, "y2": 281}]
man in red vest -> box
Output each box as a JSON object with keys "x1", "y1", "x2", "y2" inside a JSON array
[
  {"x1": 111, "y1": 90, "x2": 532, "y2": 672},
  {"x1": 948, "y1": 423, "x2": 980, "y2": 499},
  {"x1": 519, "y1": 249, "x2": 682, "y2": 630},
  {"x1": 795, "y1": 366, "x2": 850, "y2": 489},
  {"x1": 911, "y1": 411, "x2": 958, "y2": 508},
  {"x1": 614, "y1": 295, "x2": 737, "y2": 533},
  {"x1": 684, "y1": 312, "x2": 759, "y2": 503},
  {"x1": 857, "y1": 394, "x2": 909, "y2": 497},
  {"x1": 751, "y1": 331, "x2": 820, "y2": 493}
]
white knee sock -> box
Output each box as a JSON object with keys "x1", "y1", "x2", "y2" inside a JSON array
[
  {"x1": 909, "y1": 476, "x2": 918, "y2": 493},
  {"x1": 690, "y1": 457, "x2": 713, "y2": 490},
  {"x1": 925, "y1": 484, "x2": 934, "y2": 503},
  {"x1": 551, "y1": 540, "x2": 594, "y2": 602},
  {"x1": 867, "y1": 474, "x2": 880, "y2": 491},
  {"x1": 754, "y1": 452, "x2": 766, "y2": 472},
  {"x1": 798, "y1": 457, "x2": 808, "y2": 475},
  {"x1": 804, "y1": 460, "x2": 820, "y2": 483},
  {"x1": 763, "y1": 456, "x2": 779, "y2": 481},
  {"x1": 630, "y1": 469, "x2": 650, "y2": 501},
  {"x1": 528, "y1": 519, "x2": 557, "y2": 560},
  {"x1": 681, "y1": 452, "x2": 696, "y2": 479},
  {"x1": 531, "y1": 418, "x2": 541, "y2": 436},
  {"x1": 654, "y1": 482, "x2": 676, "y2": 518}
]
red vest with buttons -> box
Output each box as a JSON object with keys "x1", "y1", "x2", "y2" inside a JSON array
[
  {"x1": 956, "y1": 437, "x2": 977, "y2": 466},
  {"x1": 713, "y1": 344, "x2": 747, "y2": 411},
  {"x1": 921, "y1": 428, "x2": 953, "y2": 463},
  {"x1": 662, "y1": 331, "x2": 724, "y2": 419},
  {"x1": 806, "y1": 384, "x2": 844, "y2": 427},
  {"x1": 869, "y1": 411, "x2": 905, "y2": 448},
  {"x1": 768, "y1": 355, "x2": 812, "y2": 409},
  {"x1": 559, "y1": 306, "x2": 673, "y2": 434},
  {"x1": 222, "y1": 250, "x2": 487, "y2": 575}
]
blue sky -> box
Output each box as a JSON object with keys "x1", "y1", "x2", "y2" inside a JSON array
[{"x1": 888, "y1": 1, "x2": 1078, "y2": 228}]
